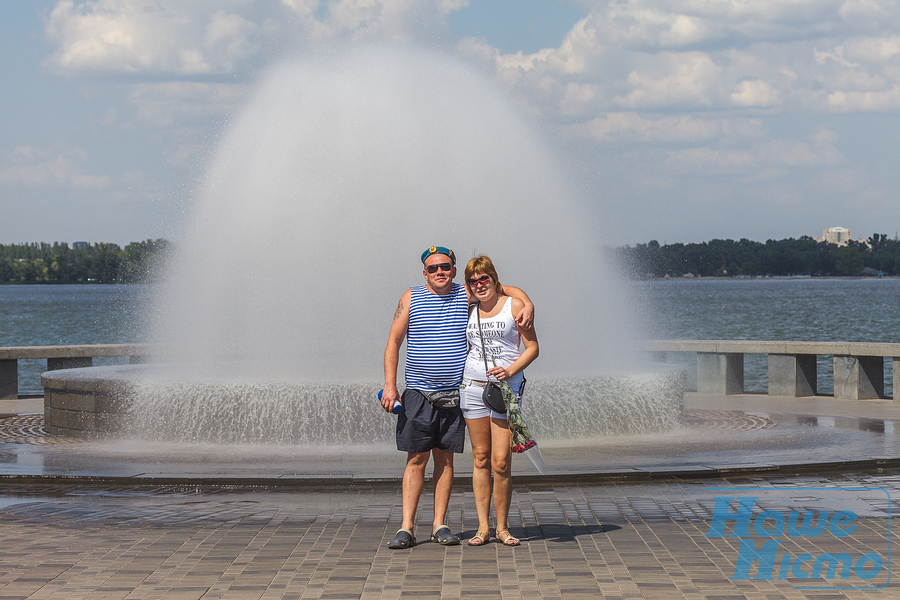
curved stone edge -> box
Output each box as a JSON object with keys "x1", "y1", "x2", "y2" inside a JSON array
[
  {"x1": 2, "y1": 457, "x2": 897, "y2": 489},
  {"x1": 42, "y1": 366, "x2": 142, "y2": 439},
  {"x1": 41, "y1": 364, "x2": 686, "y2": 442}
]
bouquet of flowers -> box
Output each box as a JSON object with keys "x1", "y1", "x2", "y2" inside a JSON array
[
  {"x1": 499, "y1": 381, "x2": 536, "y2": 452},
  {"x1": 499, "y1": 381, "x2": 546, "y2": 474}
]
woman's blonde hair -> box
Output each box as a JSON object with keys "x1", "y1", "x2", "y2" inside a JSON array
[{"x1": 464, "y1": 255, "x2": 504, "y2": 296}]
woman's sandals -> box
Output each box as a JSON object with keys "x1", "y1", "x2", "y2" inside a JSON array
[
  {"x1": 467, "y1": 530, "x2": 491, "y2": 546},
  {"x1": 496, "y1": 530, "x2": 521, "y2": 546}
]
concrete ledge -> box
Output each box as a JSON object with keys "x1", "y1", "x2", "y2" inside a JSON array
[
  {"x1": 6, "y1": 341, "x2": 899, "y2": 405},
  {"x1": 47, "y1": 357, "x2": 93, "y2": 371},
  {"x1": 0, "y1": 344, "x2": 154, "y2": 360},
  {"x1": 646, "y1": 339, "x2": 900, "y2": 357}
]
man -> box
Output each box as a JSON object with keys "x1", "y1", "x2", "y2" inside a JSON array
[{"x1": 381, "y1": 246, "x2": 532, "y2": 549}]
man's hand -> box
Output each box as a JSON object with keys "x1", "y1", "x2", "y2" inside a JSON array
[
  {"x1": 504, "y1": 286, "x2": 534, "y2": 330},
  {"x1": 381, "y1": 385, "x2": 400, "y2": 413},
  {"x1": 514, "y1": 303, "x2": 534, "y2": 330}
]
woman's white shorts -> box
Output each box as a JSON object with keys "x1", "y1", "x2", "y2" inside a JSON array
[{"x1": 460, "y1": 375, "x2": 523, "y2": 420}]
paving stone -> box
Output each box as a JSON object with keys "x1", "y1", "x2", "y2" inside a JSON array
[{"x1": 0, "y1": 472, "x2": 897, "y2": 599}]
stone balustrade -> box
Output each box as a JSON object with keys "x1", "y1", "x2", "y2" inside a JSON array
[
  {"x1": 2, "y1": 341, "x2": 899, "y2": 401},
  {"x1": 646, "y1": 340, "x2": 900, "y2": 400},
  {"x1": 0, "y1": 344, "x2": 152, "y2": 399}
]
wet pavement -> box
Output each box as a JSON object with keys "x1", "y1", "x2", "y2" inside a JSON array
[
  {"x1": 1, "y1": 392, "x2": 899, "y2": 598},
  {"x1": 1, "y1": 393, "x2": 899, "y2": 485}
]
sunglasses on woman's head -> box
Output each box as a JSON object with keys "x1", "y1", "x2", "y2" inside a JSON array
[{"x1": 426, "y1": 263, "x2": 453, "y2": 273}]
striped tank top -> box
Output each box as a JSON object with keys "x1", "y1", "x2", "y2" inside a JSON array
[{"x1": 405, "y1": 283, "x2": 469, "y2": 392}]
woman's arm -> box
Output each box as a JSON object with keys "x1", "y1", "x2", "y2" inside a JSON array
[
  {"x1": 486, "y1": 298, "x2": 539, "y2": 381},
  {"x1": 502, "y1": 285, "x2": 534, "y2": 329}
]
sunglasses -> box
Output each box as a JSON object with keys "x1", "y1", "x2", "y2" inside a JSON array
[
  {"x1": 425, "y1": 263, "x2": 453, "y2": 273},
  {"x1": 467, "y1": 274, "x2": 491, "y2": 286}
]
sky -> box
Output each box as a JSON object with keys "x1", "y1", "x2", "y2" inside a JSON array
[{"x1": 1, "y1": 0, "x2": 899, "y2": 247}]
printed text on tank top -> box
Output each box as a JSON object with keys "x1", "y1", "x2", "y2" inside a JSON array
[{"x1": 463, "y1": 297, "x2": 522, "y2": 382}]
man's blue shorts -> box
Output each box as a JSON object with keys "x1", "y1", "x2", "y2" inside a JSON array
[{"x1": 396, "y1": 389, "x2": 465, "y2": 453}]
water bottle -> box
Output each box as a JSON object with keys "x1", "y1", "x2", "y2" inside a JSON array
[{"x1": 378, "y1": 389, "x2": 403, "y2": 414}]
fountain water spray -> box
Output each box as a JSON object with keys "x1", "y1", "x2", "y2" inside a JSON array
[{"x1": 118, "y1": 44, "x2": 679, "y2": 445}]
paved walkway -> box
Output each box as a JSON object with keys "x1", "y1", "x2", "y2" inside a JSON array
[
  {"x1": 0, "y1": 474, "x2": 897, "y2": 599},
  {"x1": 0, "y1": 393, "x2": 898, "y2": 599}
]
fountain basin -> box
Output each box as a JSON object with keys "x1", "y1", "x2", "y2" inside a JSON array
[{"x1": 42, "y1": 364, "x2": 685, "y2": 442}]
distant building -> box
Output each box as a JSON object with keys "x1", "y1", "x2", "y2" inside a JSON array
[
  {"x1": 821, "y1": 227, "x2": 851, "y2": 246},
  {"x1": 73, "y1": 241, "x2": 89, "y2": 249}
]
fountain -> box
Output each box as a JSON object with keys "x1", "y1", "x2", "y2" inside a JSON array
[{"x1": 42, "y1": 44, "x2": 684, "y2": 446}]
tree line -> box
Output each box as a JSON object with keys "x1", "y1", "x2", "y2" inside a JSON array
[
  {"x1": 5, "y1": 234, "x2": 899, "y2": 283},
  {"x1": 0, "y1": 239, "x2": 171, "y2": 284},
  {"x1": 613, "y1": 234, "x2": 900, "y2": 279}
]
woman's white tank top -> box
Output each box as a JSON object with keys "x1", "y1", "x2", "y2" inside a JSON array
[{"x1": 464, "y1": 297, "x2": 522, "y2": 381}]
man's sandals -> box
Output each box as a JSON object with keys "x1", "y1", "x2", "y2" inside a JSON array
[
  {"x1": 387, "y1": 529, "x2": 416, "y2": 549},
  {"x1": 430, "y1": 526, "x2": 461, "y2": 546},
  {"x1": 496, "y1": 530, "x2": 521, "y2": 546}
]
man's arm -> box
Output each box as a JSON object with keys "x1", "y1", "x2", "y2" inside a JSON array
[
  {"x1": 382, "y1": 288, "x2": 411, "y2": 412},
  {"x1": 503, "y1": 285, "x2": 534, "y2": 329},
  {"x1": 486, "y1": 297, "x2": 539, "y2": 381}
]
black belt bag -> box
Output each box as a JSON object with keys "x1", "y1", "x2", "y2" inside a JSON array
[{"x1": 424, "y1": 388, "x2": 460, "y2": 409}]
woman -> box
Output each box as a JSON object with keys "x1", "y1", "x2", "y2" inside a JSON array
[{"x1": 460, "y1": 255, "x2": 539, "y2": 547}]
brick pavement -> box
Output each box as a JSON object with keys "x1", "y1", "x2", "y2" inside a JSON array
[
  {"x1": 1, "y1": 473, "x2": 898, "y2": 599},
  {"x1": 2, "y1": 393, "x2": 900, "y2": 598}
]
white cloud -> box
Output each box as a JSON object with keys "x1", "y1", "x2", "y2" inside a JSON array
[
  {"x1": 204, "y1": 12, "x2": 262, "y2": 71},
  {"x1": 44, "y1": 1, "x2": 473, "y2": 77},
  {"x1": 560, "y1": 82, "x2": 600, "y2": 115},
  {"x1": 816, "y1": 45, "x2": 860, "y2": 68},
  {"x1": 126, "y1": 81, "x2": 250, "y2": 127},
  {"x1": 665, "y1": 147, "x2": 757, "y2": 172},
  {"x1": 453, "y1": 0, "x2": 900, "y2": 144},
  {"x1": 44, "y1": 0, "x2": 223, "y2": 75},
  {"x1": 731, "y1": 79, "x2": 781, "y2": 106},
  {"x1": 827, "y1": 85, "x2": 900, "y2": 110},
  {"x1": 841, "y1": 35, "x2": 900, "y2": 61},
  {"x1": 31, "y1": 0, "x2": 900, "y2": 246},
  {"x1": 615, "y1": 52, "x2": 723, "y2": 108},
  {"x1": 594, "y1": 2, "x2": 718, "y2": 49},
  {"x1": 664, "y1": 128, "x2": 842, "y2": 173},
  {"x1": 577, "y1": 112, "x2": 765, "y2": 143},
  {"x1": 0, "y1": 146, "x2": 111, "y2": 189},
  {"x1": 280, "y1": 0, "x2": 321, "y2": 20},
  {"x1": 839, "y1": 0, "x2": 894, "y2": 20},
  {"x1": 326, "y1": 0, "x2": 438, "y2": 37}
]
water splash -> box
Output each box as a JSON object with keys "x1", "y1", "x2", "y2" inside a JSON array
[{"x1": 124, "y1": 367, "x2": 683, "y2": 445}]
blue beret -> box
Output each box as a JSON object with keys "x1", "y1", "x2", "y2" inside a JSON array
[{"x1": 421, "y1": 246, "x2": 456, "y2": 265}]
